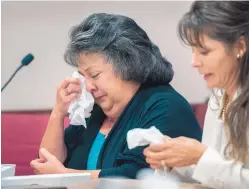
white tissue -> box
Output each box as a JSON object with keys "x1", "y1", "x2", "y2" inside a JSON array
[
  {"x1": 137, "y1": 169, "x2": 179, "y2": 189},
  {"x1": 127, "y1": 126, "x2": 171, "y2": 174},
  {"x1": 127, "y1": 126, "x2": 165, "y2": 149},
  {"x1": 67, "y1": 71, "x2": 94, "y2": 127}
]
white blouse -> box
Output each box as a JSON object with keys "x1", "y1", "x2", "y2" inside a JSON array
[
  {"x1": 172, "y1": 91, "x2": 249, "y2": 188},
  {"x1": 190, "y1": 91, "x2": 249, "y2": 189}
]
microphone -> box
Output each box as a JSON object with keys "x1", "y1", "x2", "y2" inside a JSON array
[{"x1": 1, "y1": 53, "x2": 34, "y2": 92}]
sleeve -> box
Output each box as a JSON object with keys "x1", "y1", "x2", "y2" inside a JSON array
[
  {"x1": 64, "y1": 118, "x2": 90, "y2": 153},
  {"x1": 99, "y1": 94, "x2": 202, "y2": 178},
  {"x1": 99, "y1": 146, "x2": 147, "y2": 179},
  {"x1": 192, "y1": 147, "x2": 249, "y2": 189},
  {"x1": 139, "y1": 93, "x2": 202, "y2": 140},
  {"x1": 64, "y1": 125, "x2": 83, "y2": 149},
  {"x1": 63, "y1": 125, "x2": 84, "y2": 166}
]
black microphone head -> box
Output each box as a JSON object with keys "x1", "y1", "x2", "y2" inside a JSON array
[{"x1": 21, "y1": 53, "x2": 34, "y2": 66}]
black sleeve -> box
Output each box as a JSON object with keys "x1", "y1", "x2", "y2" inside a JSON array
[{"x1": 63, "y1": 125, "x2": 84, "y2": 166}]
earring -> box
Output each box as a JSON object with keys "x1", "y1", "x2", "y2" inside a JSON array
[{"x1": 237, "y1": 54, "x2": 240, "y2": 59}]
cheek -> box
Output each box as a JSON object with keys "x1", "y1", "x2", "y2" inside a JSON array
[
  {"x1": 202, "y1": 58, "x2": 221, "y2": 87},
  {"x1": 207, "y1": 57, "x2": 234, "y2": 87},
  {"x1": 104, "y1": 77, "x2": 123, "y2": 94},
  {"x1": 95, "y1": 80, "x2": 114, "y2": 99},
  {"x1": 204, "y1": 56, "x2": 219, "y2": 71}
]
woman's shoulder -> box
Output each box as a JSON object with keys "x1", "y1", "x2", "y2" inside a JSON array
[
  {"x1": 136, "y1": 84, "x2": 193, "y2": 115},
  {"x1": 141, "y1": 84, "x2": 190, "y2": 105}
]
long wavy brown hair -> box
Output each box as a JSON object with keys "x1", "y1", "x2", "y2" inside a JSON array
[{"x1": 178, "y1": 1, "x2": 249, "y2": 164}]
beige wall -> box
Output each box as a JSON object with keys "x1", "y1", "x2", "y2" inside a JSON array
[{"x1": 1, "y1": 1, "x2": 210, "y2": 111}]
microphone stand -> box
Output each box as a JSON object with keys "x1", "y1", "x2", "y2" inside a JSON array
[{"x1": 1, "y1": 64, "x2": 24, "y2": 92}]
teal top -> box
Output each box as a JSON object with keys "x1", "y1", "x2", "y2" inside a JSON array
[{"x1": 87, "y1": 132, "x2": 106, "y2": 170}]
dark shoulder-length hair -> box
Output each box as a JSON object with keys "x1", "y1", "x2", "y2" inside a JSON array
[
  {"x1": 64, "y1": 13, "x2": 174, "y2": 85},
  {"x1": 178, "y1": 1, "x2": 249, "y2": 164}
]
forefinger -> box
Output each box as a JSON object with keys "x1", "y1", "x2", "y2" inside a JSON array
[{"x1": 60, "y1": 78, "x2": 81, "y2": 89}]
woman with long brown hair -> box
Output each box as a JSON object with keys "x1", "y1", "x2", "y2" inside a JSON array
[{"x1": 144, "y1": 1, "x2": 249, "y2": 188}]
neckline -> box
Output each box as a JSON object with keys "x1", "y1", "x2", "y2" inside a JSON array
[{"x1": 98, "y1": 132, "x2": 106, "y2": 137}]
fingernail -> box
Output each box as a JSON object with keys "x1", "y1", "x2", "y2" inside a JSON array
[{"x1": 39, "y1": 159, "x2": 45, "y2": 163}]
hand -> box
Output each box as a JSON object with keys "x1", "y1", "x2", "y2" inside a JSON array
[
  {"x1": 53, "y1": 78, "x2": 81, "y2": 117},
  {"x1": 30, "y1": 148, "x2": 66, "y2": 174},
  {"x1": 143, "y1": 136, "x2": 207, "y2": 169}
]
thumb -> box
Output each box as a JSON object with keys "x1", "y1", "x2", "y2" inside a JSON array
[
  {"x1": 39, "y1": 148, "x2": 55, "y2": 161},
  {"x1": 30, "y1": 159, "x2": 43, "y2": 169}
]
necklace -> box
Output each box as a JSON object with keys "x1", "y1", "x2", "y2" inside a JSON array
[{"x1": 222, "y1": 98, "x2": 229, "y2": 121}]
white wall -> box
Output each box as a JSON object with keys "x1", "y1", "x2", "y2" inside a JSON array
[{"x1": 1, "y1": 1, "x2": 210, "y2": 111}]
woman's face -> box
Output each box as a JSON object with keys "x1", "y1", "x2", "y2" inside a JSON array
[
  {"x1": 191, "y1": 34, "x2": 240, "y2": 91},
  {"x1": 78, "y1": 52, "x2": 139, "y2": 118}
]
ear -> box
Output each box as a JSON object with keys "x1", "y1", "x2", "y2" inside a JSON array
[{"x1": 235, "y1": 36, "x2": 247, "y2": 58}]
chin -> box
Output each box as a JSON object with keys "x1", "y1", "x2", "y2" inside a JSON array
[
  {"x1": 206, "y1": 82, "x2": 218, "y2": 89},
  {"x1": 98, "y1": 102, "x2": 109, "y2": 111},
  {"x1": 205, "y1": 77, "x2": 218, "y2": 89}
]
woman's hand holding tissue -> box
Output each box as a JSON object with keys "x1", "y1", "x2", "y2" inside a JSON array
[
  {"x1": 53, "y1": 78, "x2": 81, "y2": 117},
  {"x1": 30, "y1": 148, "x2": 67, "y2": 174},
  {"x1": 143, "y1": 136, "x2": 207, "y2": 168}
]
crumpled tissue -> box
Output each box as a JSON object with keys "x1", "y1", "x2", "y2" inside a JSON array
[
  {"x1": 127, "y1": 126, "x2": 171, "y2": 174},
  {"x1": 67, "y1": 71, "x2": 94, "y2": 127}
]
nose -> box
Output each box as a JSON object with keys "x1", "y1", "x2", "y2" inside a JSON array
[
  {"x1": 85, "y1": 78, "x2": 97, "y2": 92},
  {"x1": 191, "y1": 52, "x2": 202, "y2": 68}
]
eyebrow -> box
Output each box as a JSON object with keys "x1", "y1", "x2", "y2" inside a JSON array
[
  {"x1": 78, "y1": 67, "x2": 97, "y2": 75},
  {"x1": 78, "y1": 66, "x2": 101, "y2": 76},
  {"x1": 85, "y1": 66, "x2": 98, "y2": 72}
]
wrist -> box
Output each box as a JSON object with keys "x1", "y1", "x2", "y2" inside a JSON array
[
  {"x1": 52, "y1": 107, "x2": 66, "y2": 119},
  {"x1": 195, "y1": 145, "x2": 207, "y2": 164},
  {"x1": 59, "y1": 167, "x2": 69, "y2": 174}
]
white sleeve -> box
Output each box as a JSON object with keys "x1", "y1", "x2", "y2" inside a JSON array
[
  {"x1": 192, "y1": 147, "x2": 249, "y2": 189},
  {"x1": 170, "y1": 165, "x2": 198, "y2": 183}
]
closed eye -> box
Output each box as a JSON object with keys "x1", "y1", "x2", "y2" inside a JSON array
[
  {"x1": 91, "y1": 73, "x2": 100, "y2": 79},
  {"x1": 78, "y1": 71, "x2": 85, "y2": 77},
  {"x1": 199, "y1": 47, "x2": 210, "y2": 55},
  {"x1": 200, "y1": 51, "x2": 209, "y2": 55}
]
